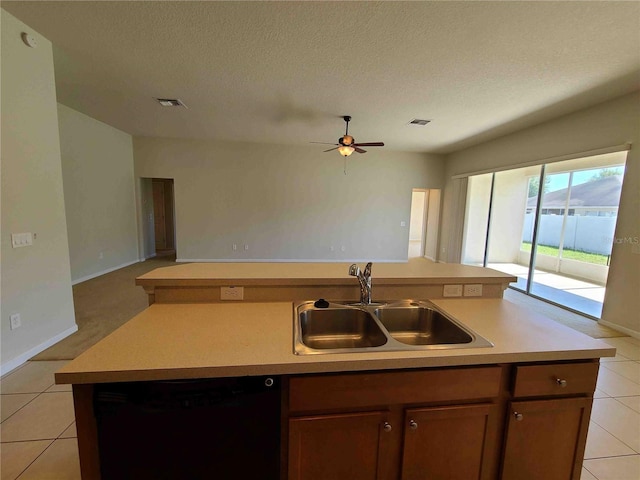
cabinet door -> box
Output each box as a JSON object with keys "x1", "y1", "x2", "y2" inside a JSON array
[
  {"x1": 401, "y1": 403, "x2": 497, "y2": 480},
  {"x1": 288, "y1": 411, "x2": 392, "y2": 480},
  {"x1": 501, "y1": 397, "x2": 592, "y2": 480}
]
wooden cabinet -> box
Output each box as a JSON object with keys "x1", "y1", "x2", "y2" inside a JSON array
[
  {"x1": 501, "y1": 397, "x2": 591, "y2": 480},
  {"x1": 401, "y1": 403, "x2": 498, "y2": 480},
  {"x1": 500, "y1": 361, "x2": 598, "y2": 480},
  {"x1": 287, "y1": 366, "x2": 505, "y2": 480},
  {"x1": 288, "y1": 411, "x2": 392, "y2": 480},
  {"x1": 286, "y1": 360, "x2": 600, "y2": 480}
]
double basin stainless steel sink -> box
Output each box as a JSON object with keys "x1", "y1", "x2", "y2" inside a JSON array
[{"x1": 294, "y1": 300, "x2": 493, "y2": 355}]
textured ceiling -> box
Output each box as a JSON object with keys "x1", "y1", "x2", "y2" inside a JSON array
[{"x1": 3, "y1": 1, "x2": 639, "y2": 153}]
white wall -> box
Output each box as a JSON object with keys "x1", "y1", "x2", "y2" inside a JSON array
[
  {"x1": 409, "y1": 191, "x2": 426, "y2": 242},
  {"x1": 1, "y1": 10, "x2": 77, "y2": 372},
  {"x1": 442, "y1": 92, "x2": 640, "y2": 336},
  {"x1": 57, "y1": 104, "x2": 139, "y2": 283},
  {"x1": 487, "y1": 167, "x2": 536, "y2": 263},
  {"x1": 134, "y1": 137, "x2": 444, "y2": 262},
  {"x1": 424, "y1": 189, "x2": 441, "y2": 261},
  {"x1": 462, "y1": 174, "x2": 492, "y2": 265}
]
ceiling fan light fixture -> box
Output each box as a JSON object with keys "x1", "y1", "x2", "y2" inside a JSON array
[
  {"x1": 338, "y1": 146, "x2": 355, "y2": 157},
  {"x1": 341, "y1": 135, "x2": 354, "y2": 146}
]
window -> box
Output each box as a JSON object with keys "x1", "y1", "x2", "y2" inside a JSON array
[{"x1": 461, "y1": 150, "x2": 627, "y2": 318}]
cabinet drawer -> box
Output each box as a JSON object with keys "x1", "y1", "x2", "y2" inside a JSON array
[
  {"x1": 512, "y1": 362, "x2": 598, "y2": 398},
  {"x1": 289, "y1": 366, "x2": 503, "y2": 413}
]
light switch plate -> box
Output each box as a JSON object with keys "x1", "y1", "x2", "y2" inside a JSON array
[
  {"x1": 11, "y1": 233, "x2": 33, "y2": 248},
  {"x1": 443, "y1": 285, "x2": 462, "y2": 297},
  {"x1": 10, "y1": 313, "x2": 21, "y2": 330}
]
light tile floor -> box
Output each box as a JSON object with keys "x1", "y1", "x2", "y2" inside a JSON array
[
  {"x1": 1, "y1": 361, "x2": 79, "y2": 479},
  {"x1": 1, "y1": 338, "x2": 639, "y2": 479}
]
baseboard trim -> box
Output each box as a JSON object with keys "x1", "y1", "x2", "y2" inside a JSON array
[
  {"x1": 72, "y1": 259, "x2": 140, "y2": 285},
  {"x1": 176, "y1": 258, "x2": 409, "y2": 263},
  {"x1": 0, "y1": 324, "x2": 79, "y2": 376},
  {"x1": 598, "y1": 319, "x2": 640, "y2": 339}
]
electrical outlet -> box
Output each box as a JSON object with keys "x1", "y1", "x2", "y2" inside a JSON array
[
  {"x1": 10, "y1": 313, "x2": 21, "y2": 330},
  {"x1": 220, "y1": 286, "x2": 244, "y2": 301},
  {"x1": 232, "y1": 244, "x2": 237, "y2": 251},
  {"x1": 244, "y1": 244, "x2": 249, "y2": 251},
  {"x1": 443, "y1": 285, "x2": 462, "y2": 297},
  {"x1": 463, "y1": 284, "x2": 483, "y2": 297}
]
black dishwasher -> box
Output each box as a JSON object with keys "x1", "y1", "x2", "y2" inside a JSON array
[{"x1": 94, "y1": 376, "x2": 281, "y2": 480}]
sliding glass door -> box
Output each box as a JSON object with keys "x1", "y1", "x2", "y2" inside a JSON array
[{"x1": 462, "y1": 151, "x2": 627, "y2": 318}]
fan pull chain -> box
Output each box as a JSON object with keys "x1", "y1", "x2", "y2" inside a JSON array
[{"x1": 344, "y1": 157, "x2": 347, "y2": 175}]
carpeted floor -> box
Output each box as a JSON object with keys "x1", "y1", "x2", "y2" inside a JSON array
[
  {"x1": 31, "y1": 256, "x2": 623, "y2": 361},
  {"x1": 31, "y1": 253, "x2": 177, "y2": 361}
]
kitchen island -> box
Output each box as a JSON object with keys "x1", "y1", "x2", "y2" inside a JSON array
[
  {"x1": 56, "y1": 298, "x2": 614, "y2": 480},
  {"x1": 135, "y1": 258, "x2": 518, "y2": 304}
]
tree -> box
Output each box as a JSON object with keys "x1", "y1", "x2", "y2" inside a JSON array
[
  {"x1": 528, "y1": 176, "x2": 551, "y2": 198},
  {"x1": 590, "y1": 167, "x2": 623, "y2": 181}
]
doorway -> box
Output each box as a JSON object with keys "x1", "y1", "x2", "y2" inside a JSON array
[
  {"x1": 151, "y1": 178, "x2": 176, "y2": 256},
  {"x1": 409, "y1": 189, "x2": 441, "y2": 260}
]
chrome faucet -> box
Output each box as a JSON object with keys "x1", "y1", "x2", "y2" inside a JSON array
[{"x1": 349, "y1": 262, "x2": 372, "y2": 305}]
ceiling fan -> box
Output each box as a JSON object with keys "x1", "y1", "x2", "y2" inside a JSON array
[{"x1": 312, "y1": 116, "x2": 384, "y2": 156}]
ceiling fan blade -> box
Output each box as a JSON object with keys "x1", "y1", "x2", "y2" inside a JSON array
[
  {"x1": 354, "y1": 147, "x2": 367, "y2": 154},
  {"x1": 310, "y1": 142, "x2": 339, "y2": 146},
  {"x1": 323, "y1": 147, "x2": 339, "y2": 152},
  {"x1": 352, "y1": 142, "x2": 384, "y2": 147}
]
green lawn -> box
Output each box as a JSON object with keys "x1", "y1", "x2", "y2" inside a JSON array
[{"x1": 521, "y1": 242, "x2": 609, "y2": 266}]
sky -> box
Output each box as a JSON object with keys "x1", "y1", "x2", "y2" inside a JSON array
[{"x1": 545, "y1": 166, "x2": 624, "y2": 193}]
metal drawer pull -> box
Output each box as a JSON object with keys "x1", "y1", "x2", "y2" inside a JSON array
[
  {"x1": 514, "y1": 412, "x2": 524, "y2": 421},
  {"x1": 556, "y1": 378, "x2": 568, "y2": 387},
  {"x1": 409, "y1": 419, "x2": 418, "y2": 430},
  {"x1": 383, "y1": 422, "x2": 392, "y2": 432}
]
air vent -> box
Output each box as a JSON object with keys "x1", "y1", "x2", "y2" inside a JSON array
[
  {"x1": 155, "y1": 98, "x2": 187, "y2": 108},
  {"x1": 408, "y1": 119, "x2": 430, "y2": 126}
]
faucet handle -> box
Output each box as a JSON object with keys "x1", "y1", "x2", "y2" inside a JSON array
[
  {"x1": 363, "y1": 262, "x2": 372, "y2": 279},
  {"x1": 348, "y1": 264, "x2": 360, "y2": 277}
]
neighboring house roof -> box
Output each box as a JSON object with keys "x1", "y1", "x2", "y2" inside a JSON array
[{"x1": 527, "y1": 175, "x2": 623, "y2": 208}]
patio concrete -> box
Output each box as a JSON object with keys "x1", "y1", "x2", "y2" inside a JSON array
[{"x1": 487, "y1": 262, "x2": 606, "y2": 318}]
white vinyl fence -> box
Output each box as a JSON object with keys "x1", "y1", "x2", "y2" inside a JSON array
[{"x1": 522, "y1": 214, "x2": 616, "y2": 256}]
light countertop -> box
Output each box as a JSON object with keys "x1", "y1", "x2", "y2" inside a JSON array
[
  {"x1": 55, "y1": 298, "x2": 615, "y2": 385},
  {"x1": 135, "y1": 258, "x2": 517, "y2": 287}
]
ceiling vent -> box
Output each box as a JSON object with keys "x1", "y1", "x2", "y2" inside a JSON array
[
  {"x1": 408, "y1": 119, "x2": 430, "y2": 126},
  {"x1": 155, "y1": 98, "x2": 187, "y2": 108}
]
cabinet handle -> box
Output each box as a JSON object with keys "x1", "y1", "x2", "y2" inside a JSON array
[
  {"x1": 514, "y1": 412, "x2": 524, "y2": 421},
  {"x1": 556, "y1": 378, "x2": 568, "y2": 387},
  {"x1": 409, "y1": 419, "x2": 418, "y2": 430},
  {"x1": 383, "y1": 422, "x2": 392, "y2": 432}
]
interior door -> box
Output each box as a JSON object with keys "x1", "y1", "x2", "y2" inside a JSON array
[{"x1": 152, "y1": 181, "x2": 167, "y2": 250}]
